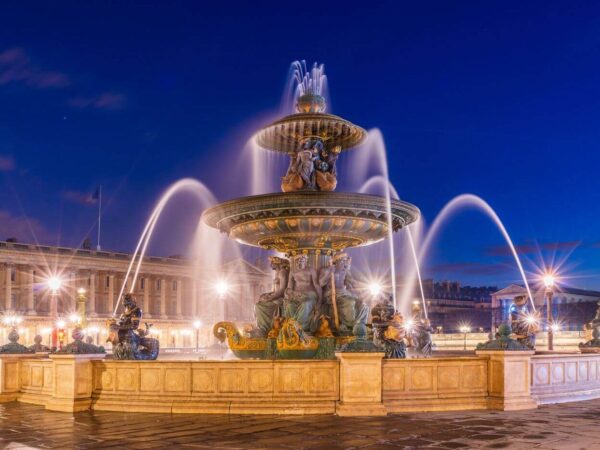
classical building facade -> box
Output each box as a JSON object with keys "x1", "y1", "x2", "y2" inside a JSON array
[
  {"x1": 0, "y1": 240, "x2": 269, "y2": 349},
  {"x1": 491, "y1": 284, "x2": 600, "y2": 331}
]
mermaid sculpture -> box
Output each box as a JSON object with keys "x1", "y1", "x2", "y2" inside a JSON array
[{"x1": 107, "y1": 293, "x2": 159, "y2": 360}]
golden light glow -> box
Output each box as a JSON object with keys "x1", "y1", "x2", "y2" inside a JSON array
[
  {"x1": 543, "y1": 273, "x2": 555, "y2": 289},
  {"x1": 47, "y1": 276, "x2": 63, "y2": 292},
  {"x1": 193, "y1": 320, "x2": 202, "y2": 329},
  {"x1": 367, "y1": 282, "x2": 382, "y2": 297},
  {"x1": 215, "y1": 280, "x2": 230, "y2": 297},
  {"x1": 56, "y1": 319, "x2": 66, "y2": 328}
]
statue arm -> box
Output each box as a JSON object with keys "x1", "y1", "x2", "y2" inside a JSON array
[{"x1": 318, "y1": 266, "x2": 332, "y2": 288}]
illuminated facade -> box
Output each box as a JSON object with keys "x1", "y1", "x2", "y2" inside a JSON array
[{"x1": 0, "y1": 240, "x2": 269, "y2": 348}]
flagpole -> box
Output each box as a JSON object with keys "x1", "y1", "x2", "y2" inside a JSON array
[{"x1": 96, "y1": 185, "x2": 102, "y2": 251}]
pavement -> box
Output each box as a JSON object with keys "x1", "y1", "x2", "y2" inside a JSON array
[{"x1": 1, "y1": 399, "x2": 599, "y2": 449}]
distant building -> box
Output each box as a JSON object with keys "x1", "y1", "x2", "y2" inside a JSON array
[
  {"x1": 415, "y1": 279, "x2": 496, "y2": 332},
  {"x1": 491, "y1": 284, "x2": 600, "y2": 331},
  {"x1": 0, "y1": 240, "x2": 269, "y2": 348}
]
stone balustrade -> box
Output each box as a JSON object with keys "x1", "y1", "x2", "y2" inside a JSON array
[
  {"x1": 2, "y1": 351, "x2": 600, "y2": 415},
  {"x1": 530, "y1": 353, "x2": 600, "y2": 404}
]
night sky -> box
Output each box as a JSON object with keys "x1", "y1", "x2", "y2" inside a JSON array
[{"x1": 0, "y1": 1, "x2": 599, "y2": 290}]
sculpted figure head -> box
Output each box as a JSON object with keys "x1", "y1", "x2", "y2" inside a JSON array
[
  {"x1": 294, "y1": 254, "x2": 308, "y2": 270},
  {"x1": 124, "y1": 293, "x2": 137, "y2": 309},
  {"x1": 332, "y1": 253, "x2": 350, "y2": 269},
  {"x1": 269, "y1": 256, "x2": 290, "y2": 271}
]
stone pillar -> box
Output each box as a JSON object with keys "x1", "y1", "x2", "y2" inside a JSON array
[
  {"x1": 26, "y1": 268, "x2": 35, "y2": 315},
  {"x1": 143, "y1": 276, "x2": 151, "y2": 318},
  {"x1": 4, "y1": 265, "x2": 12, "y2": 311},
  {"x1": 160, "y1": 278, "x2": 167, "y2": 318},
  {"x1": 191, "y1": 278, "x2": 198, "y2": 317},
  {"x1": 476, "y1": 350, "x2": 537, "y2": 411},
  {"x1": 335, "y1": 352, "x2": 387, "y2": 416},
  {"x1": 107, "y1": 274, "x2": 115, "y2": 314},
  {"x1": 88, "y1": 271, "x2": 96, "y2": 316},
  {"x1": 46, "y1": 354, "x2": 105, "y2": 412},
  {"x1": 176, "y1": 278, "x2": 182, "y2": 318}
]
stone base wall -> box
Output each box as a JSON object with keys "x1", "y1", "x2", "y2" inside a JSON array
[
  {"x1": 2, "y1": 351, "x2": 600, "y2": 415},
  {"x1": 383, "y1": 357, "x2": 488, "y2": 412}
]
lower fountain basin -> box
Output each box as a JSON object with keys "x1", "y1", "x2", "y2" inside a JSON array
[{"x1": 202, "y1": 191, "x2": 420, "y2": 253}]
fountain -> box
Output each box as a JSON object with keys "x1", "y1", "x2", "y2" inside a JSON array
[{"x1": 203, "y1": 63, "x2": 420, "y2": 359}]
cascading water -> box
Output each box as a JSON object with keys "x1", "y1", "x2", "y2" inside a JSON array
[
  {"x1": 359, "y1": 175, "x2": 428, "y2": 318},
  {"x1": 398, "y1": 193, "x2": 536, "y2": 312},
  {"x1": 281, "y1": 60, "x2": 329, "y2": 115},
  {"x1": 114, "y1": 178, "x2": 237, "y2": 316}
]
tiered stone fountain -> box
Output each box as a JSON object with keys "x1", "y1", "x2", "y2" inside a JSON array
[{"x1": 203, "y1": 81, "x2": 420, "y2": 359}]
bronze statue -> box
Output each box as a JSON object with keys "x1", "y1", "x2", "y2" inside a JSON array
[
  {"x1": 509, "y1": 295, "x2": 538, "y2": 349},
  {"x1": 0, "y1": 328, "x2": 32, "y2": 354},
  {"x1": 107, "y1": 293, "x2": 159, "y2": 360},
  {"x1": 283, "y1": 254, "x2": 321, "y2": 331},
  {"x1": 580, "y1": 301, "x2": 600, "y2": 352},
  {"x1": 318, "y1": 253, "x2": 368, "y2": 335},
  {"x1": 255, "y1": 256, "x2": 290, "y2": 337},
  {"x1": 315, "y1": 145, "x2": 341, "y2": 191},
  {"x1": 57, "y1": 327, "x2": 104, "y2": 354},
  {"x1": 29, "y1": 334, "x2": 50, "y2": 353},
  {"x1": 382, "y1": 312, "x2": 410, "y2": 359}
]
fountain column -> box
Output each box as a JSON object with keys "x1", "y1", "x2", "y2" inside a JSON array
[
  {"x1": 160, "y1": 278, "x2": 167, "y2": 319},
  {"x1": 4, "y1": 265, "x2": 12, "y2": 311},
  {"x1": 26, "y1": 268, "x2": 35, "y2": 315}
]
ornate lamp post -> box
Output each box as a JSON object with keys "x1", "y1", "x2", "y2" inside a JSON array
[
  {"x1": 193, "y1": 319, "x2": 202, "y2": 352},
  {"x1": 543, "y1": 274, "x2": 555, "y2": 351},
  {"x1": 459, "y1": 324, "x2": 471, "y2": 350},
  {"x1": 76, "y1": 287, "x2": 88, "y2": 328}
]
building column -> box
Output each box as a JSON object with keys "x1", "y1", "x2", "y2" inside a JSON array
[
  {"x1": 4, "y1": 265, "x2": 12, "y2": 311},
  {"x1": 107, "y1": 274, "x2": 115, "y2": 315},
  {"x1": 160, "y1": 278, "x2": 167, "y2": 318},
  {"x1": 176, "y1": 278, "x2": 182, "y2": 318},
  {"x1": 143, "y1": 276, "x2": 151, "y2": 318},
  {"x1": 26, "y1": 268, "x2": 35, "y2": 315},
  {"x1": 88, "y1": 271, "x2": 96, "y2": 316},
  {"x1": 191, "y1": 278, "x2": 198, "y2": 318}
]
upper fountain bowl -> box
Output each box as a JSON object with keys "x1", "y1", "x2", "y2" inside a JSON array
[
  {"x1": 202, "y1": 191, "x2": 420, "y2": 254},
  {"x1": 255, "y1": 112, "x2": 367, "y2": 154},
  {"x1": 296, "y1": 93, "x2": 326, "y2": 113}
]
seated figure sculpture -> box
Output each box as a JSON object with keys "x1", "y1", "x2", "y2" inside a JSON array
[
  {"x1": 509, "y1": 295, "x2": 539, "y2": 349},
  {"x1": 255, "y1": 256, "x2": 290, "y2": 337},
  {"x1": 318, "y1": 253, "x2": 368, "y2": 335},
  {"x1": 580, "y1": 302, "x2": 600, "y2": 351},
  {"x1": 283, "y1": 254, "x2": 321, "y2": 332},
  {"x1": 107, "y1": 293, "x2": 159, "y2": 360}
]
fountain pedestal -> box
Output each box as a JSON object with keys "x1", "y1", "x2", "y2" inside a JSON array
[
  {"x1": 476, "y1": 350, "x2": 537, "y2": 411},
  {"x1": 335, "y1": 352, "x2": 387, "y2": 416},
  {"x1": 46, "y1": 354, "x2": 105, "y2": 412}
]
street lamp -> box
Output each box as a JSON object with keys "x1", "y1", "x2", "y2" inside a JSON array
[
  {"x1": 215, "y1": 280, "x2": 230, "y2": 298},
  {"x1": 459, "y1": 324, "x2": 471, "y2": 351},
  {"x1": 193, "y1": 319, "x2": 202, "y2": 352},
  {"x1": 543, "y1": 273, "x2": 555, "y2": 351}
]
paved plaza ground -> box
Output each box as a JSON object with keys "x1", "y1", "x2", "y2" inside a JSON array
[{"x1": 0, "y1": 400, "x2": 598, "y2": 449}]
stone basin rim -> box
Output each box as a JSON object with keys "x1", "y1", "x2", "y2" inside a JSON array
[{"x1": 202, "y1": 191, "x2": 421, "y2": 231}]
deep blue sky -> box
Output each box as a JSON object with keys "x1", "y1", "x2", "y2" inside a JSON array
[{"x1": 0, "y1": 1, "x2": 599, "y2": 289}]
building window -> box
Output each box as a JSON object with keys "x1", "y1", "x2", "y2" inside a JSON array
[
  {"x1": 10, "y1": 267, "x2": 16, "y2": 282},
  {"x1": 106, "y1": 276, "x2": 110, "y2": 288},
  {"x1": 156, "y1": 279, "x2": 161, "y2": 290},
  {"x1": 172, "y1": 280, "x2": 177, "y2": 291},
  {"x1": 140, "y1": 278, "x2": 145, "y2": 290}
]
